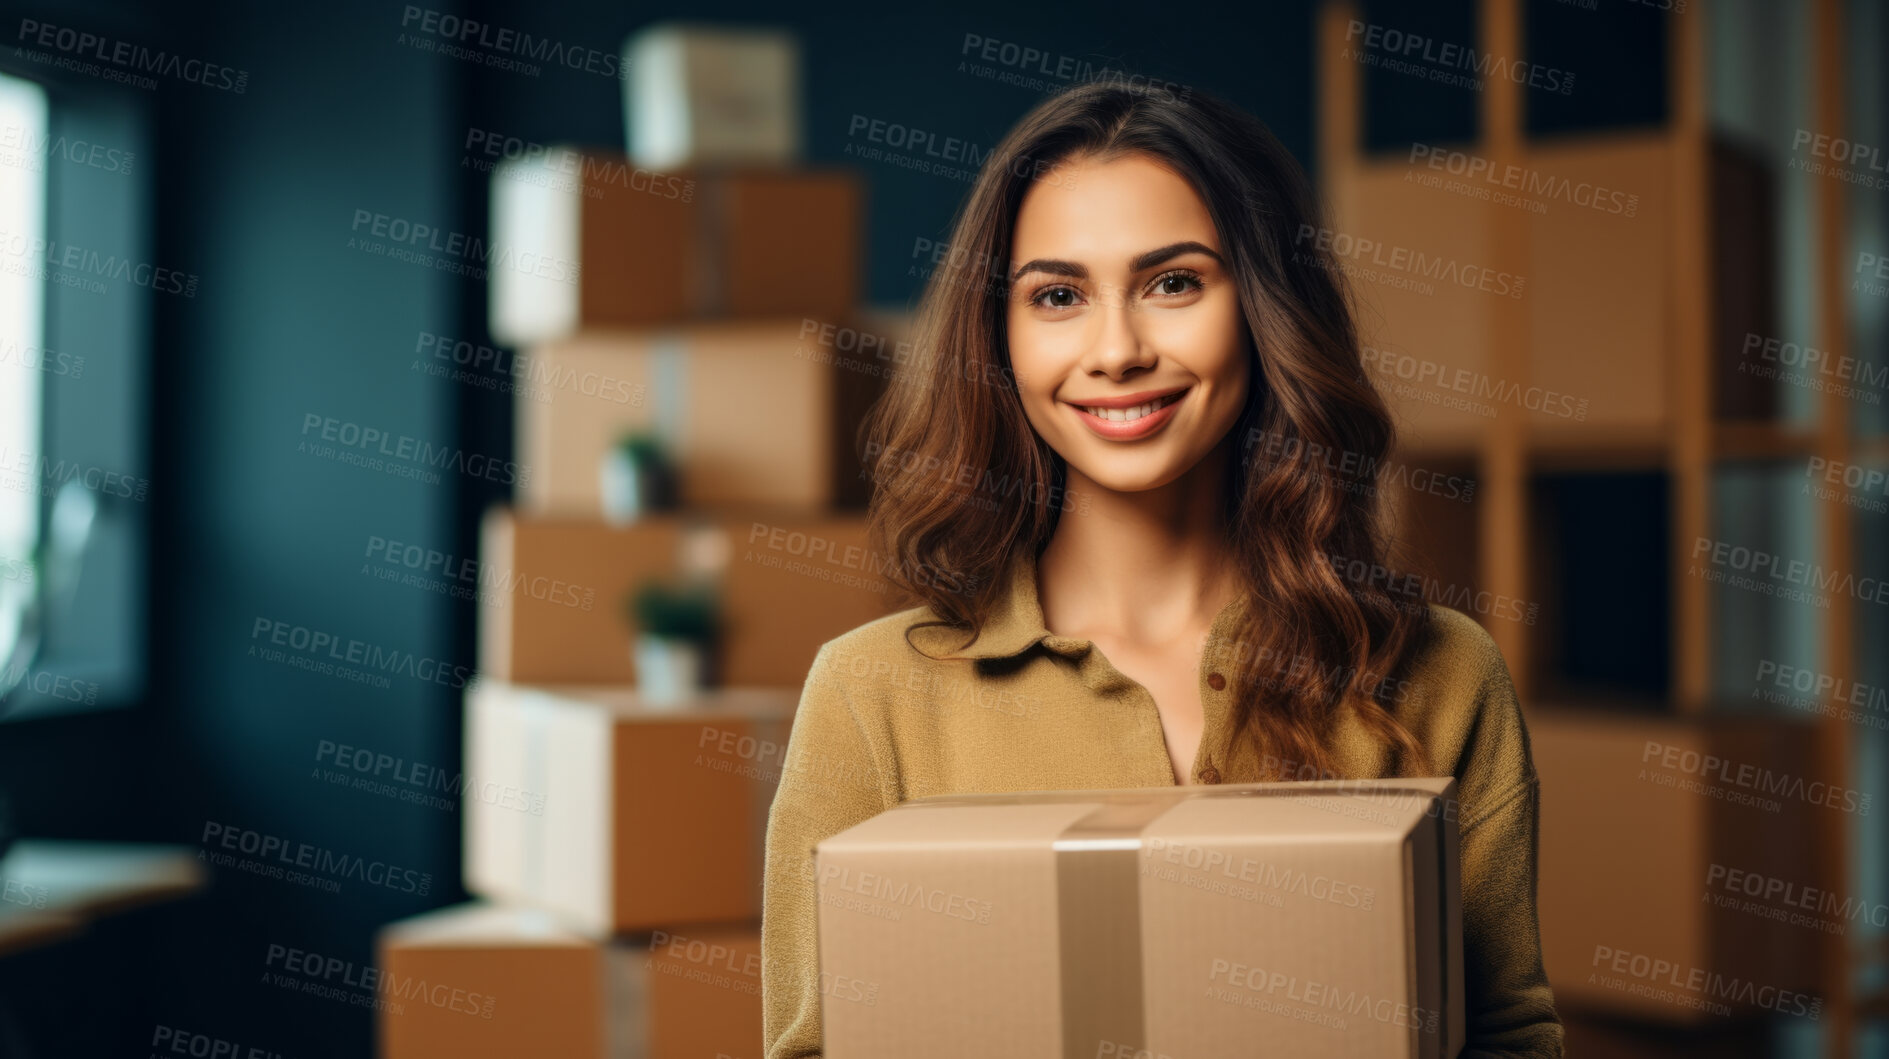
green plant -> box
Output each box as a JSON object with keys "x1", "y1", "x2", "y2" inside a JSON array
[
  {"x1": 613, "y1": 431, "x2": 668, "y2": 467},
  {"x1": 626, "y1": 578, "x2": 720, "y2": 642}
]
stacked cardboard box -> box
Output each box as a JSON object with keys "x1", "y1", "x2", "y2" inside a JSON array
[
  {"x1": 1525, "y1": 705, "x2": 1825, "y2": 1023},
  {"x1": 382, "y1": 23, "x2": 904, "y2": 1059},
  {"x1": 475, "y1": 508, "x2": 896, "y2": 686},
  {"x1": 380, "y1": 679, "x2": 789, "y2": 1059},
  {"x1": 461, "y1": 679, "x2": 795, "y2": 936},
  {"x1": 509, "y1": 316, "x2": 903, "y2": 517},
  {"x1": 488, "y1": 162, "x2": 861, "y2": 346},
  {"x1": 378, "y1": 903, "x2": 765, "y2": 1059}
]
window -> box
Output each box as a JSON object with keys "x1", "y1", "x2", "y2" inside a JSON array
[
  {"x1": 0, "y1": 71, "x2": 49, "y2": 715},
  {"x1": 0, "y1": 66, "x2": 150, "y2": 722}
]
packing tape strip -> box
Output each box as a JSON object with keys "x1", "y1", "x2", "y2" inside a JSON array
[
  {"x1": 691, "y1": 175, "x2": 728, "y2": 316},
  {"x1": 517, "y1": 690, "x2": 557, "y2": 902},
  {"x1": 650, "y1": 332, "x2": 689, "y2": 463},
  {"x1": 908, "y1": 784, "x2": 1452, "y2": 1058}
]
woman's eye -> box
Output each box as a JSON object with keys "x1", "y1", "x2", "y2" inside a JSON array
[
  {"x1": 1150, "y1": 271, "x2": 1203, "y2": 297},
  {"x1": 1032, "y1": 286, "x2": 1081, "y2": 309}
]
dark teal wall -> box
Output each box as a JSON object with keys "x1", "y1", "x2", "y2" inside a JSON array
[{"x1": 0, "y1": 0, "x2": 1694, "y2": 1054}]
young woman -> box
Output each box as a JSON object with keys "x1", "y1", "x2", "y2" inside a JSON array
[{"x1": 762, "y1": 80, "x2": 1563, "y2": 1058}]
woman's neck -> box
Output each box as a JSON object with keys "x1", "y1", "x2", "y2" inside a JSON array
[{"x1": 1036, "y1": 441, "x2": 1240, "y2": 646}]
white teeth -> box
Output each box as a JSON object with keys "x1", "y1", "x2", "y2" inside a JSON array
[{"x1": 1083, "y1": 392, "x2": 1182, "y2": 422}]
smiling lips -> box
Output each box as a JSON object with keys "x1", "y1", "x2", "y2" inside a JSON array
[{"x1": 1068, "y1": 388, "x2": 1188, "y2": 440}]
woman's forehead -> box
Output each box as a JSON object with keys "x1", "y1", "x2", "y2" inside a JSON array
[{"x1": 1010, "y1": 154, "x2": 1221, "y2": 265}]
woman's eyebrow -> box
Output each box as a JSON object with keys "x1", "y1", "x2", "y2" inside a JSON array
[
  {"x1": 1129, "y1": 240, "x2": 1223, "y2": 272},
  {"x1": 1009, "y1": 257, "x2": 1086, "y2": 283},
  {"x1": 1009, "y1": 240, "x2": 1224, "y2": 282}
]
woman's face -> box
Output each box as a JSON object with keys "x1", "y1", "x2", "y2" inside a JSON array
[{"x1": 1005, "y1": 151, "x2": 1251, "y2": 495}]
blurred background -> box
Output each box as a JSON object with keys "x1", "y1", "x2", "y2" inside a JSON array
[{"x1": 0, "y1": 0, "x2": 1881, "y2": 1056}]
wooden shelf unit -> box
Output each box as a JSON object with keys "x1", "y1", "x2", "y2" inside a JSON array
[{"x1": 1319, "y1": 0, "x2": 1874, "y2": 1053}]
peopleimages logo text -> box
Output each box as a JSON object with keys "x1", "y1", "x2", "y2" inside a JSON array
[
  {"x1": 1344, "y1": 19, "x2": 1575, "y2": 95},
  {"x1": 1407, "y1": 144, "x2": 1639, "y2": 216},
  {"x1": 349, "y1": 210, "x2": 578, "y2": 284},
  {"x1": 300, "y1": 413, "x2": 527, "y2": 486},
  {"x1": 1642, "y1": 740, "x2": 1870, "y2": 816},
  {"x1": 250, "y1": 617, "x2": 474, "y2": 691},
  {"x1": 266, "y1": 943, "x2": 496, "y2": 1018},
  {"x1": 15, "y1": 19, "x2": 249, "y2": 93},
  {"x1": 398, "y1": 7, "x2": 623, "y2": 79},
  {"x1": 201, "y1": 821, "x2": 431, "y2": 895}
]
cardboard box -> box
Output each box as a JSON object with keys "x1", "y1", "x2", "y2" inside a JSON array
[
  {"x1": 489, "y1": 156, "x2": 857, "y2": 345},
  {"x1": 1526, "y1": 705, "x2": 1825, "y2": 1023},
  {"x1": 815, "y1": 778, "x2": 1464, "y2": 1058},
  {"x1": 378, "y1": 902, "x2": 610, "y2": 1058},
  {"x1": 476, "y1": 508, "x2": 896, "y2": 686},
  {"x1": 1337, "y1": 132, "x2": 1775, "y2": 452},
  {"x1": 644, "y1": 921, "x2": 767, "y2": 1058},
  {"x1": 488, "y1": 147, "x2": 701, "y2": 345},
  {"x1": 709, "y1": 174, "x2": 859, "y2": 321},
  {"x1": 624, "y1": 24, "x2": 801, "y2": 170},
  {"x1": 463, "y1": 679, "x2": 794, "y2": 936},
  {"x1": 515, "y1": 315, "x2": 900, "y2": 515},
  {"x1": 378, "y1": 903, "x2": 766, "y2": 1058}
]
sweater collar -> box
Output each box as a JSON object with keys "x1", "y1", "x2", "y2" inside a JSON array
[{"x1": 907, "y1": 550, "x2": 1248, "y2": 662}]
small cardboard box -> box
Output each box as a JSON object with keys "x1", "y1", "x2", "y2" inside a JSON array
[
  {"x1": 815, "y1": 778, "x2": 1464, "y2": 1059},
  {"x1": 463, "y1": 679, "x2": 795, "y2": 936},
  {"x1": 378, "y1": 903, "x2": 607, "y2": 1058},
  {"x1": 624, "y1": 24, "x2": 801, "y2": 170},
  {"x1": 489, "y1": 153, "x2": 857, "y2": 345},
  {"x1": 514, "y1": 315, "x2": 900, "y2": 515},
  {"x1": 476, "y1": 508, "x2": 897, "y2": 686},
  {"x1": 378, "y1": 902, "x2": 766, "y2": 1058}
]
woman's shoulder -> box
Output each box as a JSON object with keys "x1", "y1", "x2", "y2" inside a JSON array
[
  {"x1": 805, "y1": 603, "x2": 954, "y2": 686},
  {"x1": 1403, "y1": 603, "x2": 1511, "y2": 691},
  {"x1": 1398, "y1": 604, "x2": 1538, "y2": 821}
]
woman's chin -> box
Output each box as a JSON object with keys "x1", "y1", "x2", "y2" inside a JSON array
[{"x1": 1064, "y1": 461, "x2": 1187, "y2": 497}]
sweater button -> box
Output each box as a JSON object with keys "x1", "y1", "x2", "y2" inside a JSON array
[
  {"x1": 1199, "y1": 764, "x2": 1222, "y2": 784},
  {"x1": 1207, "y1": 673, "x2": 1226, "y2": 691}
]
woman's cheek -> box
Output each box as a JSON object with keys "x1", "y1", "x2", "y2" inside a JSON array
[
  {"x1": 1159, "y1": 302, "x2": 1237, "y2": 360},
  {"x1": 1172, "y1": 306, "x2": 1251, "y2": 398}
]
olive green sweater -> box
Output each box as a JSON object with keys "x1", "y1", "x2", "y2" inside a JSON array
[{"x1": 761, "y1": 552, "x2": 1564, "y2": 1057}]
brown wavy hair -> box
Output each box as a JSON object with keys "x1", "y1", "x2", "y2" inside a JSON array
[{"x1": 858, "y1": 80, "x2": 1433, "y2": 782}]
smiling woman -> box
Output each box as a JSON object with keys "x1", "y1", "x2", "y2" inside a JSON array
[
  {"x1": 1007, "y1": 161, "x2": 1250, "y2": 487},
  {"x1": 762, "y1": 80, "x2": 1564, "y2": 1058}
]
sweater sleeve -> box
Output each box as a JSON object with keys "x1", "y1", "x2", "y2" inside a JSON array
[
  {"x1": 1454, "y1": 635, "x2": 1566, "y2": 1058},
  {"x1": 761, "y1": 643, "x2": 891, "y2": 1059}
]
